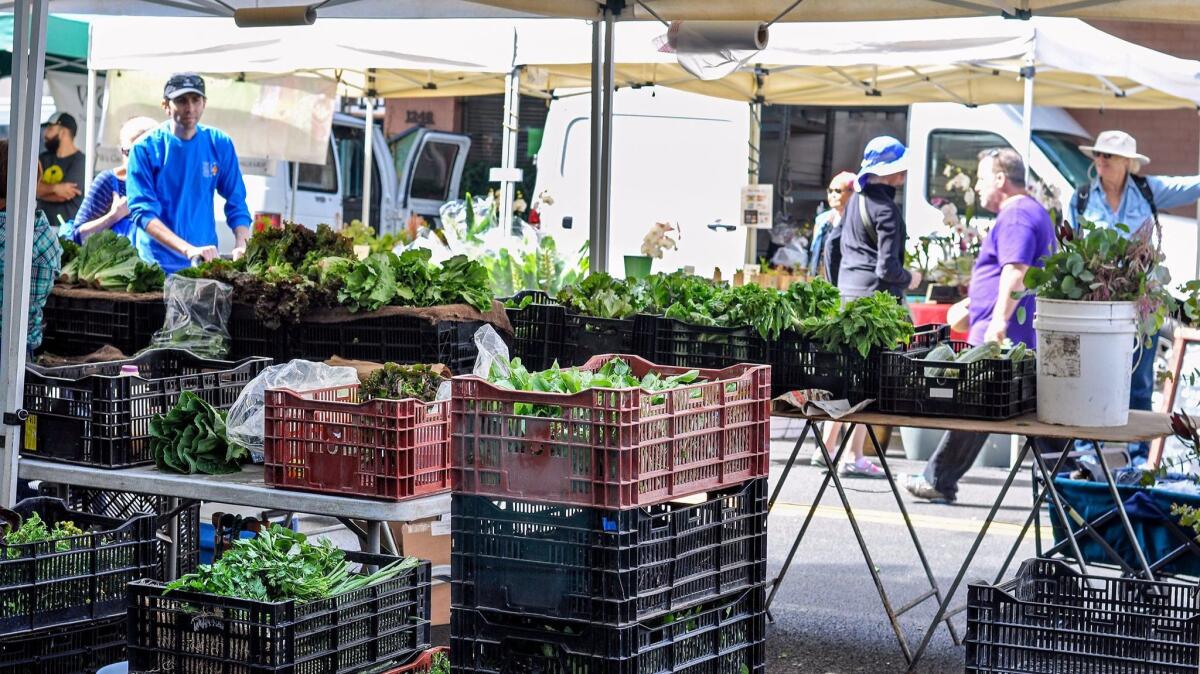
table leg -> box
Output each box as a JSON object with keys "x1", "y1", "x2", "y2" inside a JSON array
[
  {"x1": 1092, "y1": 442, "x2": 1156, "y2": 579},
  {"x1": 813, "y1": 423, "x2": 915, "y2": 665},
  {"x1": 768, "y1": 420, "x2": 813, "y2": 512},
  {"x1": 166, "y1": 496, "x2": 179, "y2": 582},
  {"x1": 864, "y1": 426, "x2": 960, "y2": 647},
  {"x1": 766, "y1": 421, "x2": 852, "y2": 619},
  {"x1": 906, "y1": 436, "x2": 1033, "y2": 672},
  {"x1": 1029, "y1": 445, "x2": 1092, "y2": 577}
]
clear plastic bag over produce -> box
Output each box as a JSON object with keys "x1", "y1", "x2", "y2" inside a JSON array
[
  {"x1": 226, "y1": 359, "x2": 360, "y2": 462},
  {"x1": 473, "y1": 324, "x2": 510, "y2": 379},
  {"x1": 150, "y1": 276, "x2": 233, "y2": 358}
]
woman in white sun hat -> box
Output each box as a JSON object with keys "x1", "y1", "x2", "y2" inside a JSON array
[{"x1": 1071, "y1": 130, "x2": 1200, "y2": 462}]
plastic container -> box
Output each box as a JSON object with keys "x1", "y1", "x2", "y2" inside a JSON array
[
  {"x1": 0, "y1": 497, "x2": 156, "y2": 636},
  {"x1": 452, "y1": 478, "x2": 767, "y2": 625},
  {"x1": 563, "y1": 312, "x2": 657, "y2": 366},
  {"x1": 650, "y1": 317, "x2": 769, "y2": 371},
  {"x1": 451, "y1": 585, "x2": 766, "y2": 674},
  {"x1": 40, "y1": 293, "x2": 135, "y2": 356},
  {"x1": 263, "y1": 384, "x2": 451, "y2": 501},
  {"x1": 879, "y1": 340, "x2": 1036, "y2": 420},
  {"x1": 228, "y1": 303, "x2": 291, "y2": 360},
  {"x1": 297, "y1": 315, "x2": 486, "y2": 375},
  {"x1": 504, "y1": 291, "x2": 567, "y2": 371},
  {"x1": 36, "y1": 484, "x2": 200, "y2": 580},
  {"x1": 127, "y1": 553, "x2": 432, "y2": 674},
  {"x1": 382, "y1": 647, "x2": 449, "y2": 674},
  {"x1": 966, "y1": 558, "x2": 1200, "y2": 673},
  {"x1": 0, "y1": 614, "x2": 126, "y2": 674},
  {"x1": 21, "y1": 349, "x2": 270, "y2": 468},
  {"x1": 1034, "y1": 298, "x2": 1137, "y2": 426},
  {"x1": 451, "y1": 354, "x2": 771, "y2": 509}
]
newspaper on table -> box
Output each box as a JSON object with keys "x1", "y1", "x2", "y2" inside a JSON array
[{"x1": 773, "y1": 389, "x2": 874, "y2": 419}]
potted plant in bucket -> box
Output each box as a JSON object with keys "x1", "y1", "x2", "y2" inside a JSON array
[
  {"x1": 1022, "y1": 221, "x2": 1172, "y2": 427},
  {"x1": 625, "y1": 221, "x2": 677, "y2": 279}
]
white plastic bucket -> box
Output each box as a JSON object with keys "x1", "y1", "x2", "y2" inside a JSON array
[{"x1": 1033, "y1": 298, "x2": 1137, "y2": 427}]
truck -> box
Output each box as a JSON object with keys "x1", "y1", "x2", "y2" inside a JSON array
[
  {"x1": 208, "y1": 111, "x2": 470, "y2": 250},
  {"x1": 533, "y1": 95, "x2": 1199, "y2": 285}
]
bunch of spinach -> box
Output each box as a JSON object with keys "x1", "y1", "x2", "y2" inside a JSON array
[
  {"x1": 339, "y1": 252, "x2": 398, "y2": 313},
  {"x1": 337, "y1": 249, "x2": 494, "y2": 313},
  {"x1": 800, "y1": 291, "x2": 915, "y2": 358},
  {"x1": 360, "y1": 363, "x2": 444, "y2": 402},
  {"x1": 488, "y1": 356, "x2": 700, "y2": 400},
  {"x1": 556, "y1": 273, "x2": 646, "y2": 319},
  {"x1": 164, "y1": 524, "x2": 418, "y2": 603},
  {"x1": 150, "y1": 391, "x2": 247, "y2": 475}
]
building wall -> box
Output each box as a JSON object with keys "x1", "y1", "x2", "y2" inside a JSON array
[
  {"x1": 1071, "y1": 21, "x2": 1200, "y2": 214},
  {"x1": 383, "y1": 98, "x2": 462, "y2": 135}
]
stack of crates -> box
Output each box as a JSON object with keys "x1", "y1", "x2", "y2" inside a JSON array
[{"x1": 449, "y1": 354, "x2": 772, "y2": 673}]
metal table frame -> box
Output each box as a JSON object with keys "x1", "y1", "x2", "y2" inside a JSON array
[
  {"x1": 765, "y1": 409, "x2": 1173, "y2": 673},
  {"x1": 20, "y1": 459, "x2": 451, "y2": 579}
]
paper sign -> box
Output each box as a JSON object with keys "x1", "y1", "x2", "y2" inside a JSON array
[{"x1": 741, "y1": 184, "x2": 772, "y2": 229}]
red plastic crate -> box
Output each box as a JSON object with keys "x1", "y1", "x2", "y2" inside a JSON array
[
  {"x1": 263, "y1": 384, "x2": 451, "y2": 501},
  {"x1": 451, "y1": 354, "x2": 771, "y2": 509}
]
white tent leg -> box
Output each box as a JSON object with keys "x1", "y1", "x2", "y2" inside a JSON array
[
  {"x1": 362, "y1": 95, "x2": 375, "y2": 232},
  {"x1": 499, "y1": 67, "x2": 520, "y2": 232},
  {"x1": 588, "y1": 19, "x2": 603, "y2": 272},
  {"x1": 1021, "y1": 53, "x2": 1035, "y2": 185},
  {"x1": 1, "y1": 0, "x2": 49, "y2": 506},
  {"x1": 84, "y1": 64, "x2": 96, "y2": 187},
  {"x1": 745, "y1": 100, "x2": 762, "y2": 265},
  {"x1": 1195, "y1": 110, "x2": 1200, "y2": 281},
  {"x1": 597, "y1": 8, "x2": 615, "y2": 275},
  {"x1": 289, "y1": 160, "x2": 299, "y2": 222}
]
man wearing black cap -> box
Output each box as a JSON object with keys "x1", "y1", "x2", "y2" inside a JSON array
[
  {"x1": 36, "y1": 111, "x2": 85, "y2": 229},
  {"x1": 127, "y1": 72, "x2": 251, "y2": 274}
]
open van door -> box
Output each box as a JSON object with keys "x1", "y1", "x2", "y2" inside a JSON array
[{"x1": 391, "y1": 128, "x2": 470, "y2": 229}]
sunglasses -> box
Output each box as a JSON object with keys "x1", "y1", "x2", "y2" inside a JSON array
[
  {"x1": 1095, "y1": 152, "x2": 1118, "y2": 160},
  {"x1": 827, "y1": 187, "x2": 850, "y2": 194}
]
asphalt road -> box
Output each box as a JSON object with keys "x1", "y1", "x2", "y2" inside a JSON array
[{"x1": 764, "y1": 417, "x2": 1043, "y2": 674}]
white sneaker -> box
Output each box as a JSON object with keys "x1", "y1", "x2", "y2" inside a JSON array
[
  {"x1": 810, "y1": 452, "x2": 829, "y2": 469},
  {"x1": 903, "y1": 474, "x2": 955, "y2": 503}
]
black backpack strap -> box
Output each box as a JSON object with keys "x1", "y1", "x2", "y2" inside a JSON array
[
  {"x1": 1130, "y1": 174, "x2": 1159, "y2": 226},
  {"x1": 1073, "y1": 184, "x2": 1090, "y2": 222},
  {"x1": 856, "y1": 192, "x2": 878, "y2": 247}
]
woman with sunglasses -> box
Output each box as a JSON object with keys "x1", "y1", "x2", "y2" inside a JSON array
[
  {"x1": 808, "y1": 171, "x2": 857, "y2": 282},
  {"x1": 70, "y1": 116, "x2": 159, "y2": 242},
  {"x1": 1071, "y1": 130, "x2": 1200, "y2": 462}
]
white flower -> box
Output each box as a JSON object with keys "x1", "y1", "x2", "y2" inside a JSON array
[
  {"x1": 963, "y1": 189, "x2": 976, "y2": 206},
  {"x1": 946, "y1": 173, "x2": 971, "y2": 193},
  {"x1": 940, "y1": 203, "x2": 960, "y2": 228},
  {"x1": 537, "y1": 189, "x2": 555, "y2": 206}
]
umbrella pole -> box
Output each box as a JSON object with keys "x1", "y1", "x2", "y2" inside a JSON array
[
  {"x1": 84, "y1": 30, "x2": 96, "y2": 188},
  {"x1": 362, "y1": 90, "x2": 375, "y2": 233},
  {"x1": 745, "y1": 100, "x2": 762, "y2": 265},
  {"x1": 0, "y1": 0, "x2": 49, "y2": 506}
]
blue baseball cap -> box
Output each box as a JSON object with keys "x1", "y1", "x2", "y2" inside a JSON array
[{"x1": 856, "y1": 136, "x2": 910, "y2": 189}]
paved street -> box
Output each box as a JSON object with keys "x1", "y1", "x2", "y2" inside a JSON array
[{"x1": 764, "y1": 417, "x2": 1043, "y2": 673}]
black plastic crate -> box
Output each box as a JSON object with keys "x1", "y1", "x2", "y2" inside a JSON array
[
  {"x1": 0, "y1": 497, "x2": 156, "y2": 636},
  {"x1": 41, "y1": 292, "x2": 136, "y2": 356},
  {"x1": 452, "y1": 478, "x2": 767, "y2": 625},
  {"x1": 504, "y1": 291, "x2": 567, "y2": 371},
  {"x1": 228, "y1": 303, "x2": 291, "y2": 361},
  {"x1": 38, "y1": 484, "x2": 200, "y2": 579},
  {"x1": 967, "y1": 558, "x2": 1200, "y2": 674},
  {"x1": 0, "y1": 614, "x2": 126, "y2": 674},
  {"x1": 22, "y1": 349, "x2": 270, "y2": 468},
  {"x1": 880, "y1": 340, "x2": 1036, "y2": 420},
  {"x1": 128, "y1": 553, "x2": 432, "y2": 674},
  {"x1": 564, "y1": 312, "x2": 656, "y2": 366},
  {"x1": 452, "y1": 584, "x2": 766, "y2": 673},
  {"x1": 296, "y1": 315, "x2": 488, "y2": 376},
  {"x1": 131, "y1": 299, "x2": 167, "y2": 356},
  {"x1": 650, "y1": 317, "x2": 769, "y2": 371}
]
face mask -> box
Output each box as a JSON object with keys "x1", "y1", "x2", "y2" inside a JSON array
[{"x1": 44, "y1": 133, "x2": 60, "y2": 154}]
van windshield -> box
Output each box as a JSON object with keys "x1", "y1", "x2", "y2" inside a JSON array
[{"x1": 1033, "y1": 131, "x2": 1091, "y2": 190}]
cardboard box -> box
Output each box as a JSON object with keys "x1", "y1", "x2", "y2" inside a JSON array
[
  {"x1": 388, "y1": 513, "x2": 450, "y2": 567},
  {"x1": 430, "y1": 577, "x2": 449, "y2": 626}
]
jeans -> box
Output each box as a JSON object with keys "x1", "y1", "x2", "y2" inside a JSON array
[
  {"x1": 1128, "y1": 333, "x2": 1159, "y2": 459},
  {"x1": 924, "y1": 432, "x2": 1071, "y2": 500}
]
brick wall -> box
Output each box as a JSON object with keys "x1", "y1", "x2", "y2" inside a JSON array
[{"x1": 1070, "y1": 21, "x2": 1200, "y2": 215}]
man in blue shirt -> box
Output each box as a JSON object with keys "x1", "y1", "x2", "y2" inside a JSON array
[{"x1": 127, "y1": 73, "x2": 251, "y2": 274}]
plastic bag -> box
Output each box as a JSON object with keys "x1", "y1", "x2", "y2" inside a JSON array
[
  {"x1": 226, "y1": 359, "x2": 360, "y2": 462},
  {"x1": 150, "y1": 276, "x2": 232, "y2": 358},
  {"x1": 473, "y1": 324, "x2": 510, "y2": 379}
]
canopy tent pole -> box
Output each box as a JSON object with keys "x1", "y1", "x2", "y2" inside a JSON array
[
  {"x1": 0, "y1": 0, "x2": 49, "y2": 507},
  {"x1": 289, "y1": 161, "x2": 299, "y2": 222},
  {"x1": 83, "y1": 24, "x2": 96, "y2": 188},
  {"x1": 361, "y1": 70, "x2": 376, "y2": 233},
  {"x1": 1021, "y1": 51, "x2": 1035, "y2": 185},
  {"x1": 745, "y1": 99, "x2": 762, "y2": 265},
  {"x1": 1196, "y1": 109, "x2": 1200, "y2": 282},
  {"x1": 598, "y1": 6, "x2": 615, "y2": 274},
  {"x1": 498, "y1": 66, "x2": 521, "y2": 233},
  {"x1": 588, "y1": 18, "x2": 604, "y2": 272}
]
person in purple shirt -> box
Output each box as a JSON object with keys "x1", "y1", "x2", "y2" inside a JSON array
[{"x1": 905, "y1": 148, "x2": 1067, "y2": 503}]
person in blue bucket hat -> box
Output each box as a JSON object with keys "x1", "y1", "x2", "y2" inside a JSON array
[{"x1": 837, "y1": 136, "x2": 924, "y2": 302}]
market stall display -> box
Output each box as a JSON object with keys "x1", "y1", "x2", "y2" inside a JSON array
[{"x1": 879, "y1": 340, "x2": 1036, "y2": 420}]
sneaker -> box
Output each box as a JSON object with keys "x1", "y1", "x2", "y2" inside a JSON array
[
  {"x1": 903, "y1": 474, "x2": 955, "y2": 503},
  {"x1": 839, "y1": 459, "x2": 886, "y2": 479},
  {"x1": 810, "y1": 452, "x2": 829, "y2": 469}
]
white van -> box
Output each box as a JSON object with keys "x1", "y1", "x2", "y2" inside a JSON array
[{"x1": 212, "y1": 111, "x2": 470, "y2": 250}]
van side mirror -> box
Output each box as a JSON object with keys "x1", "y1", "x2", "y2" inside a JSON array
[{"x1": 562, "y1": 216, "x2": 573, "y2": 230}]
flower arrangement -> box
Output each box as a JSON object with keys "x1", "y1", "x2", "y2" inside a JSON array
[
  {"x1": 908, "y1": 163, "x2": 983, "y2": 290},
  {"x1": 641, "y1": 221, "x2": 678, "y2": 259}
]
